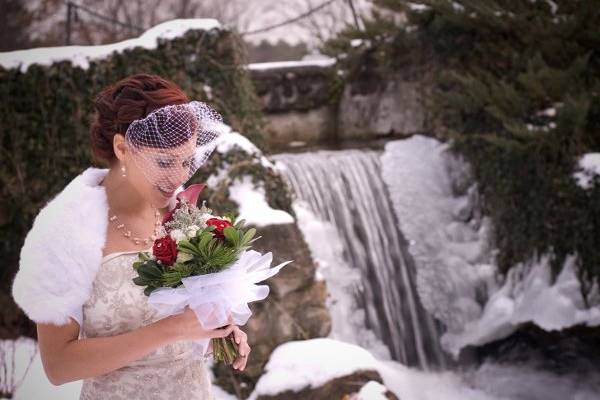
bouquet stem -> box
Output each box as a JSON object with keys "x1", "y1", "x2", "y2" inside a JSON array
[{"x1": 211, "y1": 334, "x2": 239, "y2": 365}]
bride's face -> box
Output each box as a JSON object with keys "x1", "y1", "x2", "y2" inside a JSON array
[{"x1": 117, "y1": 132, "x2": 199, "y2": 208}]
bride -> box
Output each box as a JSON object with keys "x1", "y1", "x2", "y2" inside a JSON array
[{"x1": 11, "y1": 73, "x2": 251, "y2": 399}]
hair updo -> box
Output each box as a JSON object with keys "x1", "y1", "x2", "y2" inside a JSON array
[{"x1": 90, "y1": 73, "x2": 189, "y2": 166}]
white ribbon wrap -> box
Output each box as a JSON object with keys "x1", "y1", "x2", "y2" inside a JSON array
[{"x1": 146, "y1": 249, "x2": 292, "y2": 359}]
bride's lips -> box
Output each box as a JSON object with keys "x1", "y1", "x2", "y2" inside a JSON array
[{"x1": 157, "y1": 186, "x2": 175, "y2": 198}]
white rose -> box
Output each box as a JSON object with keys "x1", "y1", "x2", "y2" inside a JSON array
[
  {"x1": 185, "y1": 225, "x2": 200, "y2": 238},
  {"x1": 199, "y1": 214, "x2": 214, "y2": 227},
  {"x1": 169, "y1": 229, "x2": 186, "y2": 242}
]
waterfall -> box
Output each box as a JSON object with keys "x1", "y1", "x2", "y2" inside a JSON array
[{"x1": 273, "y1": 149, "x2": 446, "y2": 369}]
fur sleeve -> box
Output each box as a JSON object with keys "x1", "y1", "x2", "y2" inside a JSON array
[
  {"x1": 11, "y1": 166, "x2": 186, "y2": 327},
  {"x1": 11, "y1": 171, "x2": 108, "y2": 326}
]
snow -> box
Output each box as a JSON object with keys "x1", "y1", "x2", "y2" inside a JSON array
[
  {"x1": 536, "y1": 107, "x2": 557, "y2": 117},
  {"x1": 246, "y1": 58, "x2": 336, "y2": 71},
  {"x1": 0, "y1": 19, "x2": 221, "y2": 72},
  {"x1": 206, "y1": 125, "x2": 277, "y2": 185},
  {"x1": 382, "y1": 135, "x2": 600, "y2": 358},
  {"x1": 573, "y1": 152, "x2": 600, "y2": 189},
  {"x1": 442, "y1": 254, "x2": 600, "y2": 357},
  {"x1": 248, "y1": 338, "x2": 500, "y2": 400},
  {"x1": 206, "y1": 125, "x2": 292, "y2": 227},
  {"x1": 452, "y1": 1, "x2": 466, "y2": 12},
  {"x1": 408, "y1": 3, "x2": 431, "y2": 12},
  {"x1": 465, "y1": 361, "x2": 600, "y2": 400},
  {"x1": 205, "y1": 127, "x2": 267, "y2": 187},
  {"x1": 376, "y1": 360, "x2": 500, "y2": 400},
  {"x1": 4, "y1": 337, "x2": 81, "y2": 400},
  {"x1": 206, "y1": 166, "x2": 229, "y2": 188},
  {"x1": 229, "y1": 176, "x2": 294, "y2": 227},
  {"x1": 248, "y1": 338, "x2": 380, "y2": 398},
  {"x1": 350, "y1": 39, "x2": 364, "y2": 47},
  {"x1": 212, "y1": 126, "x2": 260, "y2": 155},
  {"x1": 357, "y1": 381, "x2": 389, "y2": 399},
  {"x1": 246, "y1": 336, "x2": 600, "y2": 400},
  {"x1": 381, "y1": 135, "x2": 498, "y2": 341}
]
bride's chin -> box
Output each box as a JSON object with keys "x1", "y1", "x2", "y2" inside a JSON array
[{"x1": 149, "y1": 189, "x2": 171, "y2": 206}]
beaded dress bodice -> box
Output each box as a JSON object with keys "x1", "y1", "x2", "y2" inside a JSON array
[{"x1": 78, "y1": 250, "x2": 213, "y2": 400}]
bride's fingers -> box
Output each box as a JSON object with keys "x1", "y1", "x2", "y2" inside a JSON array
[
  {"x1": 232, "y1": 326, "x2": 246, "y2": 344},
  {"x1": 233, "y1": 343, "x2": 251, "y2": 370},
  {"x1": 240, "y1": 344, "x2": 251, "y2": 358},
  {"x1": 233, "y1": 353, "x2": 248, "y2": 370},
  {"x1": 211, "y1": 324, "x2": 234, "y2": 339}
]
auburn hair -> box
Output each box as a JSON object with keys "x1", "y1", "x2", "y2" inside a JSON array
[{"x1": 90, "y1": 73, "x2": 189, "y2": 165}]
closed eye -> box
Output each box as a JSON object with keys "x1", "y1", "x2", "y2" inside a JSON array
[
  {"x1": 156, "y1": 157, "x2": 194, "y2": 169},
  {"x1": 156, "y1": 159, "x2": 174, "y2": 168}
]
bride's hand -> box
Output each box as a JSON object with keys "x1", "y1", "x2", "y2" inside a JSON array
[
  {"x1": 168, "y1": 306, "x2": 235, "y2": 341},
  {"x1": 231, "y1": 325, "x2": 251, "y2": 371}
]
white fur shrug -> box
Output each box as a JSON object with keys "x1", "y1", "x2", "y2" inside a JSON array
[{"x1": 11, "y1": 167, "x2": 182, "y2": 326}]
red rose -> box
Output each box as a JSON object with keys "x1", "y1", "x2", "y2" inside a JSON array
[
  {"x1": 152, "y1": 235, "x2": 178, "y2": 265},
  {"x1": 206, "y1": 218, "x2": 233, "y2": 239}
]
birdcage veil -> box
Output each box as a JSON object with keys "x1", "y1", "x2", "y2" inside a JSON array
[{"x1": 125, "y1": 100, "x2": 224, "y2": 193}]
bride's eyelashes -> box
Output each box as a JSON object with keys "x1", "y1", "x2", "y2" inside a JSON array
[{"x1": 155, "y1": 156, "x2": 194, "y2": 169}]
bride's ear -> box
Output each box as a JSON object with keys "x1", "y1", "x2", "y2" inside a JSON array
[{"x1": 113, "y1": 133, "x2": 128, "y2": 161}]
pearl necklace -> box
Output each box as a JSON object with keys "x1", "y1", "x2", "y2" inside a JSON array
[{"x1": 108, "y1": 207, "x2": 162, "y2": 246}]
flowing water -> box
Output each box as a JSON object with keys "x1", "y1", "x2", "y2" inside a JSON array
[
  {"x1": 273, "y1": 139, "x2": 600, "y2": 400},
  {"x1": 273, "y1": 149, "x2": 446, "y2": 370}
]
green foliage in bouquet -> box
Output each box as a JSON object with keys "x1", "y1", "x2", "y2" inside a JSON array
[
  {"x1": 132, "y1": 213, "x2": 259, "y2": 365},
  {"x1": 132, "y1": 218, "x2": 258, "y2": 296}
]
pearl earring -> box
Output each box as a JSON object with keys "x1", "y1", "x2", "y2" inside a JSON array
[{"x1": 121, "y1": 165, "x2": 127, "y2": 178}]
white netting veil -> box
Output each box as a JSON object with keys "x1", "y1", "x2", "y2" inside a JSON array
[{"x1": 125, "y1": 100, "x2": 224, "y2": 196}]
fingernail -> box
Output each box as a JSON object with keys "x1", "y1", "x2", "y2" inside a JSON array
[{"x1": 236, "y1": 339, "x2": 240, "y2": 344}]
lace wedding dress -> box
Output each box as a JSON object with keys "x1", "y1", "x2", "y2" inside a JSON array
[{"x1": 78, "y1": 249, "x2": 214, "y2": 400}]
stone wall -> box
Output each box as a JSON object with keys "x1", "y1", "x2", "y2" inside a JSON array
[
  {"x1": 338, "y1": 71, "x2": 432, "y2": 139},
  {"x1": 248, "y1": 60, "x2": 433, "y2": 149},
  {"x1": 247, "y1": 61, "x2": 338, "y2": 148}
]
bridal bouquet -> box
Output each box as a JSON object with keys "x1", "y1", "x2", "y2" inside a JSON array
[{"x1": 131, "y1": 184, "x2": 291, "y2": 364}]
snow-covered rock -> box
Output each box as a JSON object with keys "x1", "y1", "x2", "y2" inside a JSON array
[
  {"x1": 229, "y1": 176, "x2": 294, "y2": 227},
  {"x1": 442, "y1": 254, "x2": 600, "y2": 357},
  {"x1": 248, "y1": 338, "x2": 500, "y2": 400},
  {"x1": 250, "y1": 338, "x2": 380, "y2": 397},
  {"x1": 382, "y1": 135, "x2": 600, "y2": 358}
]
